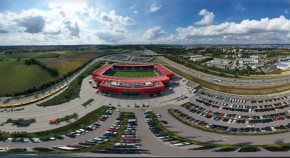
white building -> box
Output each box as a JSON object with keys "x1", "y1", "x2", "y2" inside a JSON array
[
  {"x1": 189, "y1": 55, "x2": 208, "y2": 62},
  {"x1": 206, "y1": 58, "x2": 232, "y2": 69},
  {"x1": 239, "y1": 58, "x2": 259, "y2": 64},
  {"x1": 275, "y1": 61, "x2": 290, "y2": 71}
]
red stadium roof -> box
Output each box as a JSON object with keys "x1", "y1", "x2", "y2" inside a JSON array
[
  {"x1": 91, "y1": 64, "x2": 112, "y2": 78},
  {"x1": 155, "y1": 64, "x2": 174, "y2": 78}
]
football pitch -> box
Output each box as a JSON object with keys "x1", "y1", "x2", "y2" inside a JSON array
[{"x1": 112, "y1": 71, "x2": 156, "y2": 78}]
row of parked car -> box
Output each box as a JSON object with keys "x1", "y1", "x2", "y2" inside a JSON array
[
  {"x1": 145, "y1": 112, "x2": 191, "y2": 147},
  {"x1": 184, "y1": 102, "x2": 290, "y2": 125},
  {"x1": 31, "y1": 112, "x2": 120, "y2": 152},
  {"x1": 188, "y1": 145, "x2": 290, "y2": 152},
  {"x1": 0, "y1": 107, "x2": 116, "y2": 152},
  {"x1": 199, "y1": 90, "x2": 290, "y2": 105},
  {"x1": 197, "y1": 95, "x2": 290, "y2": 113},
  {"x1": 198, "y1": 90, "x2": 290, "y2": 111},
  {"x1": 105, "y1": 113, "x2": 143, "y2": 154},
  {"x1": 198, "y1": 91, "x2": 247, "y2": 104},
  {"x1": 173, "y1": 108, "x2": 290, "y2": 134}
]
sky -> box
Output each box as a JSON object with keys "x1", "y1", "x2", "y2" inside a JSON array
[{"x1": 1, "y1": 0, "x2": 290, "y2": 45}]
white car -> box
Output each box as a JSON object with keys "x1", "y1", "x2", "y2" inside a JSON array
[
  {"x1": 50, "y1": 137, "x2": 56, "y2": 141},
  {"x1": 22, "y1": 138, "x2": 30, "y2": 143},
  {"x1": 5, "y1": 138, "x2": 13, "y2": 143},
  {"x1": 172, "y1": 142, "x2": 191, "y2": 147},
  {"x1": 0, "y1": 147, "x2": 8, "y2": 152},
  {"x1": 31, "y1": 138, "x2": 41, "y2": 143}
]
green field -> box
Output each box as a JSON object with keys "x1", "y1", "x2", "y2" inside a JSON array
[
  {"x1": 0, "y1": 51, "x2": 87, "y2": 96},
  {"x1": 0, "y1": 60, "x2": 55, "y2": 96},
  {"x1": 112, "y1": 70, "x2": 156, "y2": 78},
  {"x1": 0, "y1": 50, "x2": 120, "y2": 96}
]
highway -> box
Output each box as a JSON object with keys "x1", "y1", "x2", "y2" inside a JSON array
[{"x1": 144, "y1": 48, "x2": 290, "y2": 88}]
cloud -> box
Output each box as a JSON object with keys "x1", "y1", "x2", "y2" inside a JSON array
[
  {"x1": 178, "y1": 16, "x2": 290, "y2": 40},
  {"x1": 129, "y1": 6, "x2": 138, "y2": 14},
  {"x1": 149, "y1": 3, "x2": 161, "y2": 13},
  {"x1": 232, "y1": 2, "x2": 245, "y2": 11},
  {"x1": 144, "y1": 26, "x2": 165, "y2": 40},
  {"x1": 285, "y1": 10, "x2": 289, "y2": 14},
  {"x1": 95, "y1": 31, "x2": 125, "y2": 43},
  {"x1": 196, "y1": 9, "x2": 215, "y2": 25},
  {"x1": 0, "y1": 28, "x2": 8, "y2": 33},
  {"x1": 89, "y1": 10, "x2": 134, "y2": 26},
  {"x1": 16, "y1": 16, "x2": 45, "y2": 33},
  {"x1": 64, "y1": 21, "x2": 80, "y2": 37}
]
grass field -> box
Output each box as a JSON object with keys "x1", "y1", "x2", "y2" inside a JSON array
[
  {"x1": 0, "y1": 50, "x2": 121, "y2": 96},
  {"x1": 0, "y1": 51, "x2": 87, "y2": 96},
  {"x1": 111, "y1": 70, "x2": 156, "y2": 78},
  {"x1": 0, "y1": 60, "x2": 55, "y2": 96}
]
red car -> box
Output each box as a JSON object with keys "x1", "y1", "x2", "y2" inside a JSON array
[{"x1": 49, "y1": 119, "x2": 57, "y2": 124}]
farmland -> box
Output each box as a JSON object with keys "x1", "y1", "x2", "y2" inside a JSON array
[
  {"x1": 0, "y1": 48, "x2": 126, "y2": 96},
  {"x1": 0, "y1": 60, "x2": 55, "y2": 96}
]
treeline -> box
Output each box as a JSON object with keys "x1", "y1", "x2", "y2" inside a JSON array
[
  {"x1": 25, "y1": 58, "x2": 59, "y2": 77},
  {"x1": 165, "y1": 54, "x2": 265, "y2": 77}
]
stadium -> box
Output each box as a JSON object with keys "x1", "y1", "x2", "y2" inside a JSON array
[{"x1": 91, "y1": 63, "x2": 175, "y2": 95}]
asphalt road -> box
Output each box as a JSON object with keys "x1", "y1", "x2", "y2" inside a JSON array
[{"x1": 144, "y1": 48, "x2": 290, "y2": 88}]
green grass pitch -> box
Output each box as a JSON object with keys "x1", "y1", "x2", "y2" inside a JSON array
[{"x1": 111, "y1": 71, "x2": 156, "y2": 78}]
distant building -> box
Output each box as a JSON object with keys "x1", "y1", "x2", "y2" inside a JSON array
[
  {"x1": 206, "y1": 58, "x2": 232, "y2": 69},
  {"x1": 275, "y1": 61, "x2": 290, "y2": 71},
  {"x1": 239, "y1": 58, "x2": 259, "y2": 64},
  {"x1": 189, "y1": 55, "x2": 208, "y2": 62},
  {"x1": 249, "y1": 63, "x2": 263, "y2": 69}
]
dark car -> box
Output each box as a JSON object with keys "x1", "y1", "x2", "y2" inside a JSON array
[
  {"x1": 40, "y1": 137, "x2": 50, "y2": 142},
  {"x1": 16, "y1": 120, "x2": 31, "y2": 127},
  {"x1": 65, "y1": 133, "x2": 76, "y2": 138},
  {"x1": 32, "y1": 147, "x2": 56, "y2": 152},
  {"x1": 55, "y1": 135, "x2": 65, "y2": 140},
  {"x1": 9, "y1": 148, "x2": 27, "y2": 152}
]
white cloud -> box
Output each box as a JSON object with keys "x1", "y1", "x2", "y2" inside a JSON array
[
  {"x1": 232, "y1": 2, "x2": 245, "y2": 11},
  {"x1": 129, "y1": 6, "x2": 138, "y2": 14},
  {"x1": 47, "y1": 0, "x2": 87, "y2": 15},
  {"x1": 95, "y1": 31, "x2": 125, "y2": 43},
  {"x1": 196, "y1": 9, "x2": 215, "y2": 25},
  {"x1": 178, "y1": 16, "x2": 290, "y2": 40},
  {"x1": 149, "y1": 3, "x2": 161, "y2": 13},
  {"x1": 89, "y1": 10, "x2": 134, "y2": 25},
  {"x1": 144, "y1": 26, "x2": 165, "y2": 40}
]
